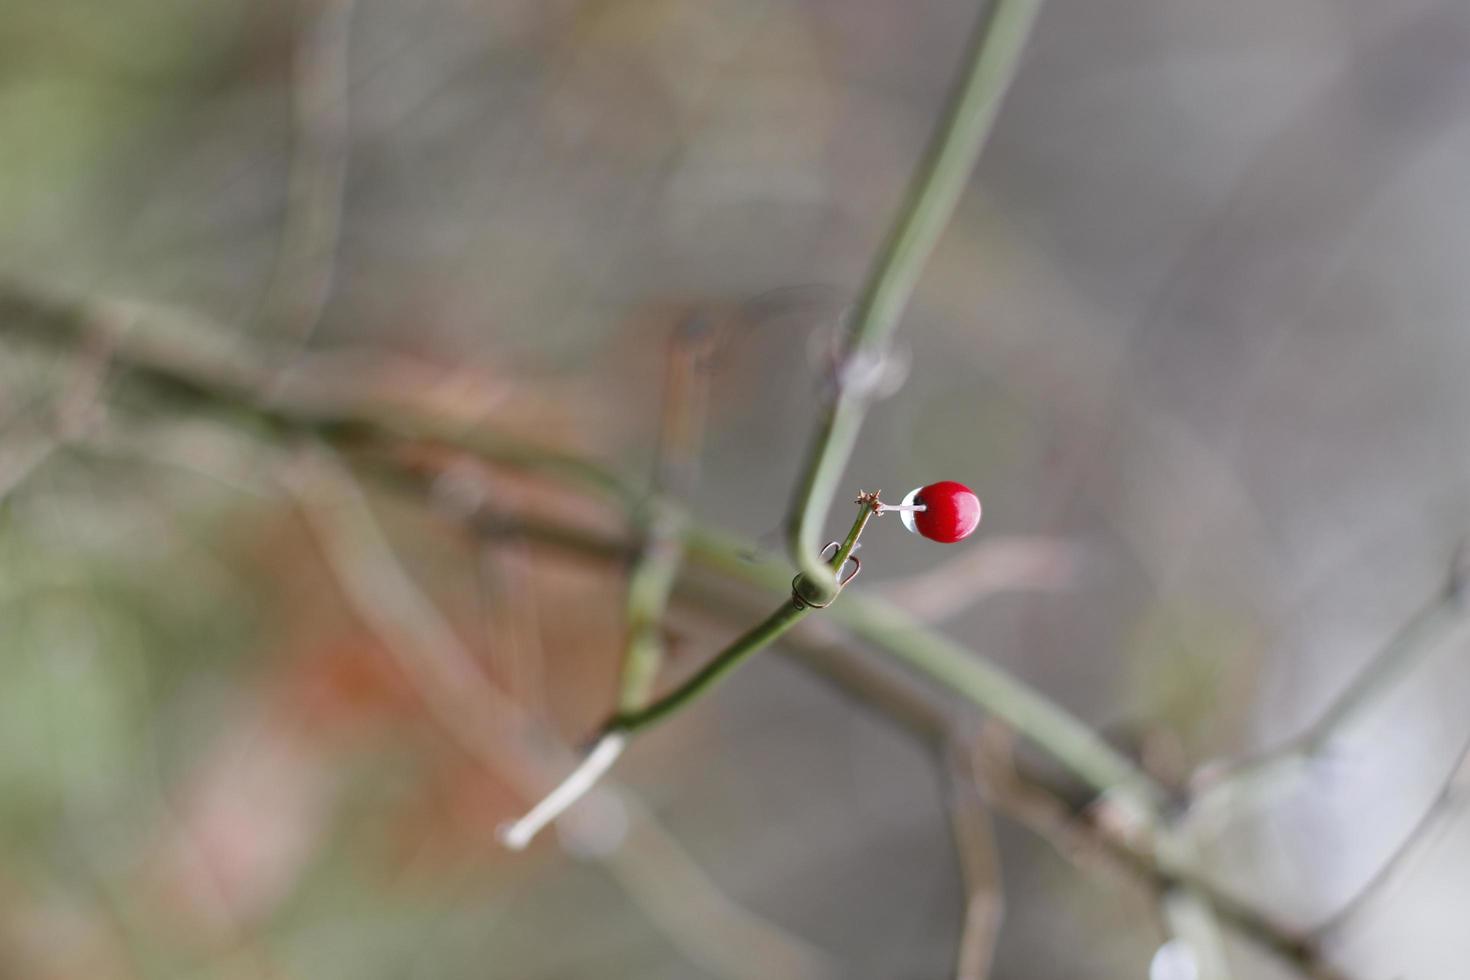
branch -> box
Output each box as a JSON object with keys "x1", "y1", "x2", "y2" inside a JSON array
[
  {"x1": 945, "y1": 738, "x2": 1005, "y2": 980},
  {"x1": 1188, "y1": 554, "x2": 1470, "y2": 825},
  {"x1": 688, "y1": 524, "x2": 1166, "y2": 811},
  {"x1": 1155, "y1": 854, "x2": 1235, "y2": 980},
  {"x1": 786, "y1": 0, "x2": 1044, "y2": 600},
  {"x1": 617, "y1": 315, "x2": 716, "y2": 712},
  {"x1": 0, "y1": 280, "x2": 640, "y2": 507},
  {"x1": 1306, "y1": 729, "x2": 1470, "y2": 937},
  {"x1": 879, "y1": 535, "x2": 1080, "y2": 623},
  {"x1": 261, "y1": 0, "x2": 355, "y2": 354}
]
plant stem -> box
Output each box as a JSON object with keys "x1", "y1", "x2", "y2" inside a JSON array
[
  {"x1": 686, "y1": 525, "x2": 1166, "y2": 807},
  {"x1": 612, "y1": 501, "x2": 874, "y2": 735},
  {"x1": 0, "y1": 280, "x2": 641, "y2": 506},
  {"x1": 787, "y1": 0, "x2": 1044, "y2": 600},
  {"x1": 498, "y1": 732, "x2": 630, "y2": 850},
  {"x1": 617, "y1": 317, "x2": 714, "y2": 712}
]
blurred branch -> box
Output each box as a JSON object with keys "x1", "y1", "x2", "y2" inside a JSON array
[
  {"x1": 0, "y1": 280, "x2": 640, "y2": 506},
  {"x1": 261, "y1": 0, "x2": 355, "y2": 354},
  {"x1": 617, "y1": 315, "x2": 716, "y2": 712},
  {"x1": 475, "y1": 539, "x2": 552, "y2": 721},
  {"x1": 944, "y1": 738, "x2": 1005, "y2": 980},
  {"x1": 599, "y1": 792, "x2": 835, "y2": 980},
  {"x1": 0, "y1": 432, "x2": 59, "y2": 503},
  {"x1": 1307, "y1": 730, "x2": 1470, "y2": 937},
  {"x1": 880, "y1": 535, "x2": 1081, "y2": 623},
  {"x1": 1187, "y1": 551, "x2": 1470, "y2": 825},
  {"x1": 786, "y1": 0, "x2": 1044, "y2": 601},
  {"x1": 284, "y1": 446, "x2": 831, "y2": 980},
  {"x1": 1155, "y1": 855, "x2": 1235, "y2": 980},
  {"x1": 0, "y1": 316, "x2": 113, "y2": 502},
  {"x1": 284, "y1": 446, "x2": 547, "y2": 782}
]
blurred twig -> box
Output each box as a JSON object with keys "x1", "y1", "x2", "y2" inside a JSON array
[
  {"x1": 1157, "y1": 886, "x2": 1234, "y2": 980},
  {"x1": 880, "y1": 535, "x2": 1081, "y2": 623},
  {"x1": 262, "y1": 0, "x2": 355, "y2": 355},
  {"x1": 284, "y1": 447, "x2": 831, "y2": 980},
  {"x1": 0, "y1": 433, "x2": 59, "y2": 503},
  {"x1": 1307, "y1": 731, "x2": 1470, "y2": 937},
  {"x1": 1187, "y1": 551, "x2": 1470, "y2": 826},
  {"x1": 0, "y1": 281, "x2": 639, "y2": 506},
  {"x1": 944, "y1": 737, "x2": 1005, "y2": 980},
  {"x1": 787, "y1": 0, "x2": 1044, "y2": 601},
  {"x1": 617, "y1": 314, "x2": 716, "y2": 712}
]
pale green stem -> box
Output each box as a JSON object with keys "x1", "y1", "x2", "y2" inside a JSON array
[
  {"x1": 688, "y1": 525, "x2": 1166, "y2": 807},
  {"x1": 787, "y1": 0, "x2": 1045, "y2": 599},
  {"x1": 617, "y1": 321, "x2": 714, "y2": 712}
]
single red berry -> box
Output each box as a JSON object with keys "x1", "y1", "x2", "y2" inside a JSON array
[{"x1": 899, "y1": 480, "x2": 982, "y2": 543}]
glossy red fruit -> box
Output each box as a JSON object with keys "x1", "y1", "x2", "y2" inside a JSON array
[{"x1": 903, "y1": 480, "x2": 981, "y2": 543}]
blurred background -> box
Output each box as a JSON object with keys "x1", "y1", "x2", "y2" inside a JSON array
[{"x1": 3, "y1": 0, "x2": 1470, "y2": 977}]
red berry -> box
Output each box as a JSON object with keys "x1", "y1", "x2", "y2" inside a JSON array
[{"x1": 903, "y1": 481, "x2": 981, "y2": 543}]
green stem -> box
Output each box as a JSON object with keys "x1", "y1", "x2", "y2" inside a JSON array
[
  {"x1": 616, "y1": 321, "x2": 714, "y2": 712},
  {"x1": 787, "y1": 0, "x2": 1045, "y2": 599},
  {"x1": 617, "y1": 504, "x2": 688, "y2": 712},
  {"x1": 611, "y1": 501, "x2": 874, "y2": 735},
  {"x1": 686, "y1": 525, "x2": 1165, "y2": 807}
]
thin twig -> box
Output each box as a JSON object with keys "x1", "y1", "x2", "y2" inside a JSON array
[
  {"x1": 262, "y1": 0, "x2": 355, "y2": 356},
  {"x1": 1188, "y1": 556, "x2": 1470, "y2": 825},
  {"x1": 945, "y1": 737, "x2": 1005, "y2": 980},
  {"x1": 612, "y1": 500, "x2": 873, "y2": 736},
  {"x1": 617, "y1": 315, "x2": 716, "y2": 712},
  {"x1": 1306, "y1": 730, "x2": 1470, "y2": 937},
  {"x1": 1155, "y1": 865, "x2": 1235, "y2": 980},
  {"x1": 0, "y1": 434, "x2": 60, "y2": 503},
  {"x1": 880, "y1": 535, "x2": 1081, "y2": 623},
  {"x1": 787, "y1": 0, "x2": 1044, "y2": 599},
  {"x1": 0, "y1": 281, "x2": 639, "y2": 506},
  {"x1": 498, "y1": 732, "x2": 629, "y2": 851}
]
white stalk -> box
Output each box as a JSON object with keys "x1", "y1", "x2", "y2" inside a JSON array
[{"x1": 498, "y1": 732, "x2": 629, "y2": 850}]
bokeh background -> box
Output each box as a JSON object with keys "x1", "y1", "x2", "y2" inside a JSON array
[{"x1": 3, "y1": 1, "x2": 1470, "y2": 977}]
